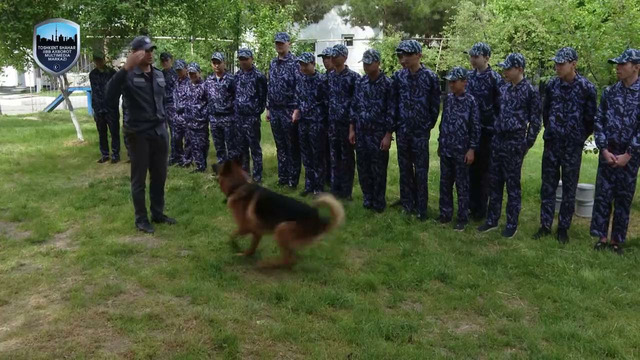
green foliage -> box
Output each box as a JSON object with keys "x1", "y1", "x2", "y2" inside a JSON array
[
  {"x1": 342, "y1": 0, "x2": 480, "y2": 37},
  {"x1": 369, "y1": 29, "x2": 403, "y2": 76},
  {"x1": 439, "y1": 0, "x2": 640, "y2": 89},
  {"x1": 244, "y1": 3, "x2": 297, "y2": 74}
]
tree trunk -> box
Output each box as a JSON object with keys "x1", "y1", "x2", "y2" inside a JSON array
[{"x1": 60, "y1": 75, "x2": 84, "y2": 141}]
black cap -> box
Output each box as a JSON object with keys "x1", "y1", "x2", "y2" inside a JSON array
[
  {"x1": 130, "y1": 36, "x2": 156, "y2": 51},
  {"x1": 160, "y1": 52, "x2": 173, "y2": 61}
]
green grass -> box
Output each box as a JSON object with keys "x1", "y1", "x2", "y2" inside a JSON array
[{"x1": 1, "y1": 110, "x2": 640, "y2": 359}]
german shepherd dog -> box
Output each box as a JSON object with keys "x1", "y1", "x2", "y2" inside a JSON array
[{"x1": 214, "y1": 160, "x2": 345, "y2": 268}]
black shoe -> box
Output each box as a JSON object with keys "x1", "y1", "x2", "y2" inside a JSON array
[
  {"x1": 532, "y1": 226, "x2": 551, "y2": 240},
  {"x1": 438, "y1": 216, "x2": 451, "y2": 224},
  {"x1": 416, "y1": 214, "x2": 427, "y2": 221},
  {"x1": 373, "y1": 207, "x2": 384, "y2": 214},
  {"x1": 390, "y1": 199, "x2": 403, "y2": 208},
  {"x1": 610, "y1": 243, "x2": 624, "y2": 255},
  {"x1": 593, "y1": 240, "x2": 608, "y2": 251},
  {"x1": 136, "y1": 221, "x2": 155, "y2": 234},
  {"x1": 151, "y1": 215, "x2": 177, "y2": 225},
  {"x1": 556, "y1": 228, "x2": 569, "y2": 244},
  {"x1": 97, "y1": 156, "x2": 110, "y2": 163},
  {"x1": 110, "y1": 157, "x2": 120, "y2": 164},
  {"x1": 477, "y1": 223, "x2": 498, "y2": 233},
  {"x1": 501, "y1": 227, "x2": 517, "y2": 238}
]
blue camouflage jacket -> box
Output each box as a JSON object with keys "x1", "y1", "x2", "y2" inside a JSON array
[
  {"x1": 267, "y1": 52, "x2": 298, "y2": 109},
  {"x1": 162, "y1": 67, "x2": 178, "y2": 109},
  {"x1": 186, "y1": 79, "x2": 207, "y2": 129},
  {"x1": 295, "y1": 71, "x2": 328, "y2": 122},
  {"x1": 594, "y1": 78, "x2": 640, "y2": 156},
  {"x1": 327, "y1": 66, "x2": 360, "y2": 125},
  {"x1": 392, "y1": 64, "x2": 442, "y2": 135},
  {"x1": 438, "y1": 92, "x2": 481, "y2": 156},
  {"x1": 235, "y1": 66, "x2": 268, "y2": 116},
  {"x1": 89, "y1": 67, "x2": 117, "y2": 114},
  {"x1": 465, "y1": 65, "x2": 503, "y2": 131},
  {"x1": 495, "y1": 78, "x2": 542, "y2": 148},
  {"x1": 202, "y1": 72, "x2": 236, "y2": 118},
  {"x1": 542, "y1": 74, "x2": 597, "y2": 145},
  {"x1": 350, "y1": 73, "x2": 394, "y2": 133}
]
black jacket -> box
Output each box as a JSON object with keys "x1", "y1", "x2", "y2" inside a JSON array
[{"x1": 106, "y1": 66, "x2": 167, "y2": 133}]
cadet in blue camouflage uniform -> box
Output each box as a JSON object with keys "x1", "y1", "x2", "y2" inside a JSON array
[
  {"x1": 89, "y1": 52, "x2": 119, "y2": 163},
  {"x1": 328, "y1": 44, "x2": 360, "y2": 200},
  {"x1": 267, "y1": 32, "x2": 301, "y2": 187},
  {"x1": 203, "y1": 52, "x2": 236, "y2": 165},
  {"x1": 183, "y1": 62, "x2": 209, "y2": 172},
  {"x1": 392, "y1": 40, "x2": 441, "y2": 220},
  {"x1": 348, "y1": 49, "x2": 393, "y2": 212},
  {"x1": 478, "y1": 53, "x2": 542, "y2": 238},
  {"x1": 438, "y1": 67, "x2": 481, "y2": 230},
  {"x1": 465, "y1": 42, "x2": 504, "y2": 220},
  {"x1": 590, "y1": 49, "x2": 640, "y2": 255},
  {"x1": 173, "y1": 59, "x2": 189, "y2": 166},
  {"x1": 318, "y1": 47, "x2": 335, "y2": 187},
  {"x1": 160, "y1": 52, "x2": 179, "y2": 165},
  {"x1": 235, "y1": 48, "x2": 268, "y2": 182},
  {"x1": 293, "y1": 52, "x2": 329, "y2": 196},
  {"x1": 534, "y1": 47, "x2": 597, "y2": 243}
]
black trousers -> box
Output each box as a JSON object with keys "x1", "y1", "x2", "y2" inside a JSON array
[
  {"x1": 94, "y1": 113, "x2": 120, "y2": 158},
  {"x1": 125, "y1": 125, "x2": 169, "y2": 223}
]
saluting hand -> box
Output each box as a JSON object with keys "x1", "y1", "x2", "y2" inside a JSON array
[{"x1": 124, "y1": 50, "x2": 145, "y2": 71}]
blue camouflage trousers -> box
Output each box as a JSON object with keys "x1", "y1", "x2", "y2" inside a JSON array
[
  {"x1": 590, "y1": 153, "x2": 640, "y2": 243},
  {"x1": 439, "y1": 154, "x2": 470, "y2": 223},
  {"x1": 299, "y1": 119, "x2": 327, "y2": 194},
  {"x1": 165, "y1": 106, "x2": 179, "y2": 164},
  {"x1": 539, "y1": 141, "x2": 583, "y2": 230},
  {"x1": 270, "y1": 107, "x2": 300, "y2": 186},
  {"x1": 329, "y1": 122, "x2": 355, "y2": 199},
  {"x1": 237, "y1": 114, "x2": 263, "y2": 182},
  {"x1": 356, "y1": 130, "x2": 389, "y2": 211},
  {"x1": 486, "y1": 138, "x2": 525, "y2": 230},
  {"x1": 397, "y1": 131, "x2": 430, "y2": 218},
  {"x1": 210, "y1": 114, "x2": 236, "y2": 164},
  {"x1": 185, "y1": 126, "x2": 210, "y2": 171},
  {"x1": 172, "y1": 114, "x2": 187, "y2": 165}
]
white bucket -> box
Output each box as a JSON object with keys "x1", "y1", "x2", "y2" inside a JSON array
[
  {"x1": 555, "y1": 181, "x2": 562, "y2": 213},
  {"x1": 575, "y1": 183, "x2": 595, "y2": 218}
]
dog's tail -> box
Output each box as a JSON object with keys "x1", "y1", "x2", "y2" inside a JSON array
[{"x1": 313, "y1": 193, "x2": 345, "y2": 232}]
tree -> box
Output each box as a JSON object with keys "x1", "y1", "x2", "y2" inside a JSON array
[{"x1": 340, "y1": 0, "x2": 478, "y2": 37}]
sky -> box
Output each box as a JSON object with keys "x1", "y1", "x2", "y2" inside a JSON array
[{"x1": 36, "y1": 22, "x2": 78, "y2": 39}]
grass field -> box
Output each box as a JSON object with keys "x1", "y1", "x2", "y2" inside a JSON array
[{"x1": 1, "y1": 110, "x2": 640, "y2": 359}]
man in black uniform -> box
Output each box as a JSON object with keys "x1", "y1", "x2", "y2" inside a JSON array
[
  {"x1": 89, "y1": 52, "x2": 119, "y2": 163},
  {"x1": 106, "y1": 36, "x2": 176, "y2": 233}
]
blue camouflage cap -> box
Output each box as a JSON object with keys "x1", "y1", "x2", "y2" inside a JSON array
[
  {"x1": 318, "y1": 47, "x2": 334, "y2": 58},
  {"x1": 210, "y1": 52, "x2": 225, "y2": 62},
  {"x1": 395, "y1": 40, "x2": 422, "y2": 54},
  {"x1": 360, "y1": 49, "x2": 381, "y2": 64},
  {"x1": 608, "y1": 48, "x2": 640, "y2": 64},
  {"x1": 297, "y1": 52, "x2": 315, "y2": 64},
  {"x1": 332, "y1": 44, "x2": 349, "y2": 58},
  {"x1": 466, "y1": 42, "x2": 492, "y2": 57},
  {"x1": 498, "y1": 53, "x2": 526, "y2": 69},
  {"x1": 551, "y1": 47, "x2": 578, "y2": 63},
  {"x1": 274, "y1": 32, "x2": 291, "y2": 43},
  {"x1": 173, "y1": 59, "x2": 187, "y2": 70},
  {"x1": 187, "y1": 62, "x2": 201, "y2": 73},
  {"x1": 130, "y1": 36, "x2": 156, "y2": 51},
  {"x1": 237, "y1": 48, "x2": 253, "y2": 59},
  {"x1": 444, "y1": 66, "x2": 469, "y2": 81}
]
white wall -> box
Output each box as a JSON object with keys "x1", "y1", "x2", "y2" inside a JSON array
[{"x1": 298, "y1": 5, "x2": 382, "y2": 73}]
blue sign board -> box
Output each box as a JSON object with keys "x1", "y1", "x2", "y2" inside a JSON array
[{"x1": 33, "y1": 18, "x2": 81, "y2": 76}]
